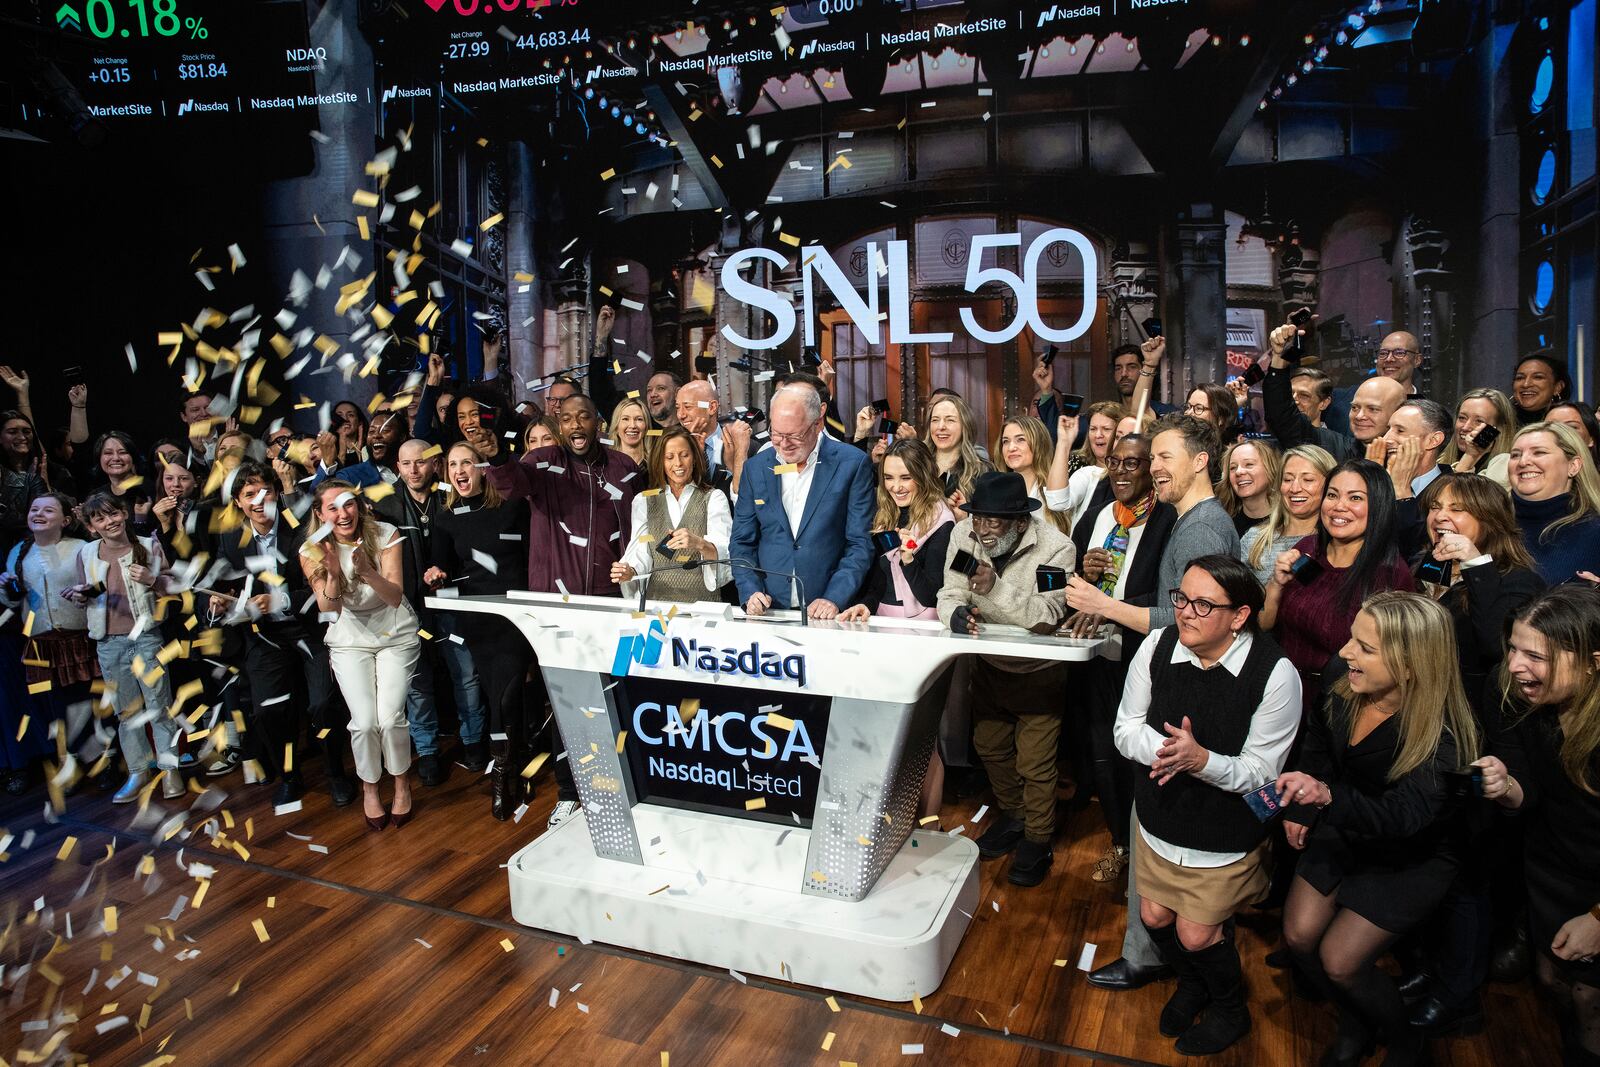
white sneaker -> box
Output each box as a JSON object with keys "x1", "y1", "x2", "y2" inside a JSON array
[
  {"x1": 546, "y1": 799, "x2": 581, "y2": 830},
  {"x1": 162, "y1": 772, "x2": 187, "y2": 800},
  {"x1": 112, "y1": 773, "x2": 147, "y2": 804}
]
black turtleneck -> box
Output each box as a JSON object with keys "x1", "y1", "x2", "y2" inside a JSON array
[{"x1": 432, "y1": 493, "x2": 531, "y2": 597}]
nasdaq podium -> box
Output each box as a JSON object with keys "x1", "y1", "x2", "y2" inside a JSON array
[{"x1": 428, "y1": 590, "x2": 1104, "y2": 1001}]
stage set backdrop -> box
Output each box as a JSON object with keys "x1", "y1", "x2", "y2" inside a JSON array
[{"x1": 1, "y1": 0, "x2": 1594, "y2": 445}]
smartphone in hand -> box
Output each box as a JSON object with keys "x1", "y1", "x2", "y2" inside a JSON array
[{"x1": 1290, "y1": 555, "x2": 1324, "y2": 584}]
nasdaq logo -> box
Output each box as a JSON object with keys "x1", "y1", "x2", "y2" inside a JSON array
[
  {"x1": 670, "y1": 637, "x2": 807, "y2": 688},
  {"x1": 381, "y1": 85, "x2": 433, "y2": 103},
  {"x1": 611, "y1": 618, "x2": 665, "y2": 677}
]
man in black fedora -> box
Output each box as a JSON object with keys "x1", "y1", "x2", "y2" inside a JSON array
[{"x1": 936, "y1": 470, "x2": 1076, "y2": 886}]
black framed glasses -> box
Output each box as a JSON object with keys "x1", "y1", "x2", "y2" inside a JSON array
[
  {"x1": 1169, "y1": 590, "x2": 1235, "y2": 617},
  {"x1": 1376, "y1": 348, "x2": 1418, "y2": 361},
  {"x1": 1105, "y1": 457, "x2": 1149, "y2": 472}
]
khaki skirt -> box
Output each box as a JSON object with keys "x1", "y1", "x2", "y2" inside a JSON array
[{"x1": 1133, "y1": 830, "x2": 1271, "y2": 927}]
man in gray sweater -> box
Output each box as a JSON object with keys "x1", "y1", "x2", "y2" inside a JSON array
[
  {"x1": 1064, "y1": 414, "x2": 1242, "y2": 990},
  {"x1": 937, "y1": 470, "x2": 1075, "y2": 888}
]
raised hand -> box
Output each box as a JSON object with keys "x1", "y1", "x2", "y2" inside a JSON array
[{"x1": 1140, "y1": 336, "x2": 1166, "y2": 368}]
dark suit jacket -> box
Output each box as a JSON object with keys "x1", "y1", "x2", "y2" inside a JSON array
[
  {"x1": 374, "y1": 487, "x2": 445, "y2": 607},
  {"x1": 1263, "y1": 365, "x2": 1358, "y2": 461},
  {"x1": 729, "y1": 435, "x2": 875, "y2": 609},
  {"x1": 215, "y1": 515, "x2": 318, "y2": 641},
  {"x1": 1070, "y1": 482, "x2": 1177, "y2": 659}
]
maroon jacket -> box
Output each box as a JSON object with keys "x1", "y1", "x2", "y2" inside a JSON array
[{"x1": 486, "y1": 444, "x2": 641, "y2": 597}]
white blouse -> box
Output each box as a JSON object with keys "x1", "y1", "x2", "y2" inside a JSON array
[
  {"x1": 1044, "y1": 465, "x2": 1107, "y2": 532},
  {"x1": 619, "y1": 485, "x2": 732, "y2": 596}
]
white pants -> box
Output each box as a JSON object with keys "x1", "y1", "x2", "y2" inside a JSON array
[{"x1": 328, "y1": 640, "x2": 420, "y2": 783}]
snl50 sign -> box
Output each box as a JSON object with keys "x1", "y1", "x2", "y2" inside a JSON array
[{"x1": 719, "y1": 227, "x2": 1098, "y2": 349}]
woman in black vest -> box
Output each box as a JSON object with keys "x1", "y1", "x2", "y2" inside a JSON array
[
  {"x1": 1114, "y1": 555, "x2": 1301, "y2": 1055},
  {"x1": 1278, "y1": 591, "x2": 1482, "y2": 1067},
  {"x1": 611, "y1": 427, "x2": 731, "y2": 603},
  {"x1": 424, "y1": 441, "x2": 532, "y2": 820},
  {"x1": 1065, "y1": 432, "x2": 1176, "y2": 883}
]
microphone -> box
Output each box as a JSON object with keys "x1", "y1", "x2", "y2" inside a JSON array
[{"x1": 684, "y1": 557, "x2": 809, "y2": 627}]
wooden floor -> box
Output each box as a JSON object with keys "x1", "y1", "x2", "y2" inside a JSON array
[{"x1": 0, "y1": 754, "x2": 1563, "y2": 1067}]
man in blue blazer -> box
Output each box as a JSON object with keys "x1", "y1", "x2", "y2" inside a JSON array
[{"x1": 730, "y1": 383, "x2": 875, "y2": 619}]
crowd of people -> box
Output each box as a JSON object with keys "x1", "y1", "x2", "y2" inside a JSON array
[{"x1": 0, "y1": 313, "x2": 1597, "y2": 1063}]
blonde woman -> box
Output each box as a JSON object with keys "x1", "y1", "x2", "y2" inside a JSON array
[
  {"x1": 1278, "y1": 592, "x2": 1481, "y2": 1067},
  {"x1": 920, "y1": 392, "x2": 989, "y2": 513},
  {"x1": 997, "y1": 415, "x2": 1070, "y2": 533},
  {"x1": 522, "y1": 415, "x2": 559, "y2": 453},
  {"x1": 301, "y1": 479, "x2": 420, "y2": 830},
  {"x1": 1215, "y1": 437, "x2": 1282, "y2": 537},
  {"x1": 1240, "y1": 445, "x2": 1336, "y2": 586},
  {"x1": 607, "y1": 396, "x2": 652, "y2": 469},
  {"x1": 1510, "y1": 422, "x2": 1600, "y2": 583},
  {"x1": 1440, "y1": 387, "x2": 1516, "y2": 486}
]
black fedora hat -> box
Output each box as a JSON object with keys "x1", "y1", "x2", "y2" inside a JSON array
[{"x1": 964, "y1": 471, "x2": 1042, "y2": 517}]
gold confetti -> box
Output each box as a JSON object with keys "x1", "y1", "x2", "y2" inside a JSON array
[
  {"x1": 918, "y1": 815, "x2": 939, "y2": 826},
  {"x1": 773, "y1": 464, "x2": 799, "y2": 474},
  {"x1": 56, "y1": 835, "x2": 77, "y2": 861},
  {"x1": 521, "y1": 752, "x2": 549, "y2": 779},
  {"x1": 599, "y1": 167, "x2": 616, "y2": 180},
  {"x1": 912, "y1": 993, "x2": 923, "y2": 1014},
  {"x1": 1053, "y1": 959, "x2": 1068, "y2": 967},
  {"x1": 825, "y1": 995, "x2": 840, "y2": 1012},
  {"x1": 744, "y1": 797, "x2": 766, "y2": 811},
  {"x1": 615, "y1": 731, "x2": 628, "y2": 754},
  {"x1": 104, "y1": 906, "x2": 118, "y2": 933},
  {"x1": 765, "y1": 712, "x2": 794, "y2": 731},
  {"x1": 500, "y1": 937, "x2": 516, "y2": 952},
  {"x1": 15, "y1": 713, "x2": 32, "y2": 737},
  {"x1": 267, "y1": 896, "x2": 276, "y2": 909},
  {"x1": 821, "y1": 1032, "x2": 835, "y2": 1051},
  {"x1": 352, "y1": 189, "x2": 380, "y2": 208},
  {"x1": 252, "y1": 918, "x2": 270, "y2": 943}
]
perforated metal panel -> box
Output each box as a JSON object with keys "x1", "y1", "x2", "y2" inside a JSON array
[
  {"x1": 542, "y1": 666, "x2": 643, "y2": 864},
  {"x1": 802, "y1": 663, "x2": 955, "y2": 902}
]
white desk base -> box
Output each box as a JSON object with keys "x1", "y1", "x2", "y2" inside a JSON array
[{"x1": 507, "y1": 807, "x2": 980, "y2": 1001}]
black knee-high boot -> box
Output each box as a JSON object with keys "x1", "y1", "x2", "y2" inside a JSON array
[
  {"x1": 1290, "y1": 947, "x2": 1375, "y2": 1067},
  {"x1": 1176, "y1": 935, "x2": 1251, "y2": 1055},
  {"x1": 490, "y1": 741, "x2": 514, "y2": 821},
  {"x1": 1146, "y1": 921, "x2": 1210, "y2": 1037}
]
